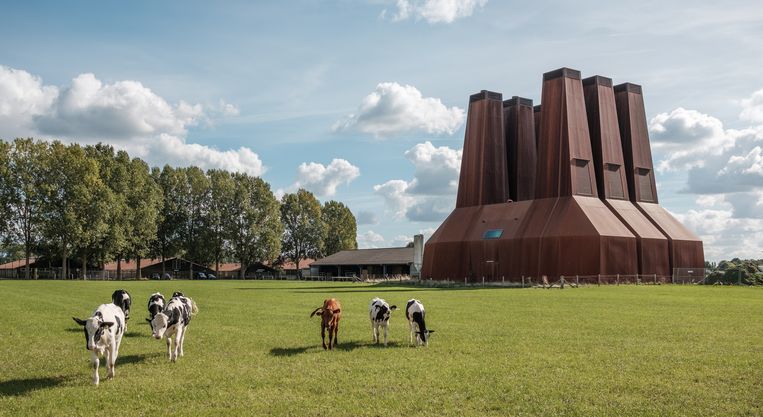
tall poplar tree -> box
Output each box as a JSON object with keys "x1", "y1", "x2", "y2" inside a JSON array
[{"x1": 280, "y1": 189, "x2": 326, "y2": 275}]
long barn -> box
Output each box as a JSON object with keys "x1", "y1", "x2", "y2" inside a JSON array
[{"x1": 311, "y1": 247, "x2": 415, "y2": 279}]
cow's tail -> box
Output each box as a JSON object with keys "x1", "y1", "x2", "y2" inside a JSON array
[
  {"x1": 310, "y1": 308, "x2": 322, "y2": 318},
  {"x1": 190, "y1": 298, "x2": 199, "y2": 316}
]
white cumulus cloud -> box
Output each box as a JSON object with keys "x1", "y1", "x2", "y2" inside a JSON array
[
  {"x1": 0, "y1": 66, "x2": 58, "y2": 138},
  {"x1": 294, "y1": 158, "x2": 360, "y2": 197},
  {"x1": 0, "y1": 65, "x2": 259, "y2": 175},
  {"x1": 649, "y1": 88, "x2": 763, "y2": 260},
  {"x1": 405, "y1": 141, "x2": 462, "y2": 194},
  {"x1": 357, "y1": 230, "x2": 387, "y2": 249},
  {"x1": 649, "y1": 107, "x2": 733, "y2": 171},
  {"x1": 373, "y1": 141, "x2": 461, "y2": 222},
  {"x1": 739, "y1": 88, "x2": 763, "y2": 124},
  {"x1": 385, "y1": 0, "x2": 488, "y2": 24},
  {"x1": 355, "y1": 210, "x2": 379, "y2": 225},
  {"x1": 333, "y1": 82, "x2": 464, "y2": 137}
]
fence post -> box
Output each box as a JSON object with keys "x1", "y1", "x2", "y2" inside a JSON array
[
  {"x1": 482, "y1": 276, "x2": 485, "y2": 286},
  {"x1": 576, "y1": 275, "x2": 579, "y2": 286},
  {"x1": 502, "y1": 275, "x2": 504, "y2": 285},
  {"x1": 654, "y1": 274, "x2": 657, "y2": 285},
  {"x1": 597, "y1": 274, "x2": 601, "y2": 286},
  {"x1": 464, "y1": 277, "x2": 467, "y2": 285},
  {"x1": 616, "y1": 274, "x2": 620, "y2": 285}
]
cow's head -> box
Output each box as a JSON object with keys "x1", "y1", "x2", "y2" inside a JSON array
[
  {"x1": 374, "y1": 304, "x2": 396, "y2": 322},
  {"x1": 417, "y1": 329, "x2": 435, "y2": 346},
  {"x1": 112, "y1": 290, "x2": 132, "y2": 320},
  {"x1": 147, "y1": 312, "x2": 169, "y2": 339},
  {"x1": 73, "y1": 316, "x2": 114, "y2": 351}
]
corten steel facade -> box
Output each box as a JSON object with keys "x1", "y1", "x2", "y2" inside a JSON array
[
  {"x1": 583, "y1": 76, "x2": 671, "y2": 277},
  {"x1": 422, "y1": 67, "x2": 704, "y2": 282},
  {"x1": 614, "y1": 83, "x2": 705, "y2": 271}
]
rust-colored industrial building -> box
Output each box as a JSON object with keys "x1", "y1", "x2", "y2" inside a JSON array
[{"x1": 422, "y1": 67, "x2": 704, "y2": 282}]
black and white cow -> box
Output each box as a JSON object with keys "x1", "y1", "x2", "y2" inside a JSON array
[
  {"x1": 172, "y1": 291, "x2": 184, "y2": 298},
  {"x1": 72, "y1": 303, "x2": 126, "y2": 385},
  {"x1": 147, "y1": 292, "x2": 165, "y2": 319},
  {"x1": 369, "y1": 297, "x2": 397, "y2": 346},
  {"x1": 111, "y1": 289, "x2": 132, "y2": 321},
  {"x1": 147, "y1": 294, "x2": 197, "y2": 362},
  {"x1": 406, "y1": 299, "x2": 434, "y2": 346}
]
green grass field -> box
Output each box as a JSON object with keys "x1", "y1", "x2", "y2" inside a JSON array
[{"x1": 0, "y1": 280, "x2": 761, "y2": 417}]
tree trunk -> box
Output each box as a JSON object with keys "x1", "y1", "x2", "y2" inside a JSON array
[
  {"x1": 62, "y1": 247, "x2": 68, "y2": 280},
  {"x1": 189, "y1": 259, "x2": 193, "y2": 280},
  {"x1": 82, "y1": 252, "x2": 87, "y2": 280},
  {"x1": 25, "y1": 248, "x2": 31, "y2": 280},
  {"x1": 137, "y1": 256, "x2": 142, "y2": 279},
  {"x1": 240, "y1": 259, "x2": 245, "y2": 280},
  {"x1": 117, "y1": 257, "x2": 122, "y2": 281}
]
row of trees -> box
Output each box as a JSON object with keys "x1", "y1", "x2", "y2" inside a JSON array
[
  {"x1": 705, "y1": 258, "x2": 763, "y2": 285},
  {"x1": 0, "y1": 138, "x2": 358, "y2": 279}
]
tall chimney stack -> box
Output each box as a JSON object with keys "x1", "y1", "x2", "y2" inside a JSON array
[
  {"x1": 456, "y1": 90, "x2": 509, "y2": 208},
  {"x1": 585, "y1": 76, "x2": 670, "y2": 277},
  {"x1": 503, "y1": 96, "x2": 537, "y2": 201},
  {"x1": 536, "y1": 68, "x2": 597, "y2": 199},
  {"x1": 615, "y1": 82, "x2": 704, "y2": 271}
]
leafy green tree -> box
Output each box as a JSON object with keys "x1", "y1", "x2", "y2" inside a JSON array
[
  {"x1": 126, "y1": 157, "x2": 163, "y2": 278},
  {"x1": 84, "y1": 144, "x2": 129, "y2": 278},
  {"x1": 40, "y1": 142, "x2": 108, "y2": 279},
  {"x1": 4, "y1": 139, "x2": 47, "y2": 279},
  {"x1": 227, "y1": 173, "x2": 282, "y2": 279},
  {"x1": 182, "y1": 167, "x2": 211, "y2": 277},
  {"x1": 281, "y1": 189, "x2": 326, "y2": 275},
  {"x1": 152, "y1": 166, "x2": 188, "y2": 277},
  {"x1": 207, "y1": 170, "x2": 235, "y2": 275},
  {"x1": 321, "y1": 200, "x2": 357, "y2": 256},
  {"x1": 0, "y1": 140, "x2": 11, "y2": 242}
]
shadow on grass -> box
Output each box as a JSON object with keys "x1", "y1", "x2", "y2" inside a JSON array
[
  {"x1": 66, "y1": 328, "x2": 144, "y2": 338},
  {"x1": 237, "y1": 282, "x2": 527, "y2": 292},
  {"x1": 0, "y1": 376, "x2": 69, "y2": 396},
  {"x1": 119, "y1": 353, "x2": 161, "y2": 365},
  {"x1": 270, "y1": 340, "x2": 400, "y2": 356},
  {"x1": 269, "y1": 345, "x2": 314, "y2": 356},
  {"x1": 293, "y1": 288, "x2": 434, "y2": 294}
]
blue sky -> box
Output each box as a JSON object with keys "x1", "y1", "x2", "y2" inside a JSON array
[{"x1": 1, "y1": 0, "x2": 762, "y2": 260}]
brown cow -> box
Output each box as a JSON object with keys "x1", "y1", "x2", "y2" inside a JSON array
[{"x1": 310, "y1": 298, "x2": 342, "y2": 350}]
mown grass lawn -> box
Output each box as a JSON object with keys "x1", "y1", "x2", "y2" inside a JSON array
[{"x1": 0, "y1": 280, "x2": 761, "y2": 417}]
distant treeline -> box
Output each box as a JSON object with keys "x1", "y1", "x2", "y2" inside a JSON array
[
  {"x1": 705, "y1": 258, "x2": 763, "y2": 285},
  {"x1": 0, "y1": 138, "x2": 357, "y2": 279}
]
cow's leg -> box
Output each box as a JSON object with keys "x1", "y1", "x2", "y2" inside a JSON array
[
  {"x1": 166, "y1": 335, "x2": 173, "y2": 360},
  {"x1": 383, "y1": 323, "x2": 388, "y2": 346},
  {"x1": 409, "y1": 322, "x2": 414, "y2": 345},
  {"x1": 107, "y1": 343, "x2": 116, "y2": 379},
  {"x1": 91, "y1": 351, "x2": 100, "y2": 385},
  {"x1": 172, "y1": 326, "x2": 183, "y2": 362},
  {"x1": 321, "y1": 324, "x2": 327, "y2": 350},
  {"x1": 179, "y1": 327, "x2": 187, "y2": 357},
  {"x1": 372, "y1": 322, "x2": 378, "y2": 343},
  {"x1": 332, "y1": 322, "x2": 339, "y2": 348}
]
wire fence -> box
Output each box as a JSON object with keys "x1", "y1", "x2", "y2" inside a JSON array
[
  {"x1": 0, "y1": 267, "x2": 391, "y2": 282},
  {"x1": 1, "y1": 266, "x2": 747, "y2": 286}
]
